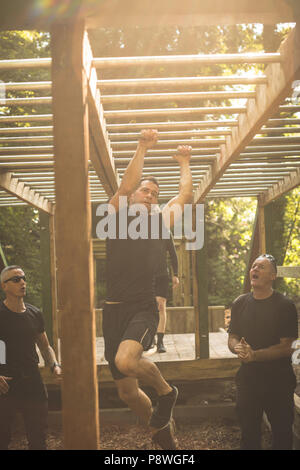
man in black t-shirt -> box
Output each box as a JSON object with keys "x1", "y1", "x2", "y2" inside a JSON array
[
  {"x1": 228, "y1": 254, "x2": 298, "y2": 450},
  {"x1": 0, "y1": 265, "x2": 61, "y2": 450},
  {"x1": 102, "y1": 129, "x2": 193, "y2": 449}
]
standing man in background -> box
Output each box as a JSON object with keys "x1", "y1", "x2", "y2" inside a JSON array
[
  {"x1": 154, "y1": 234, "x2": 179, "y2": 353},
  {"x1": 0, "y1": 265, "x2": 61, "y2": 450},
  {"x1": 228, "y1": 254, "x2": 298, "y2": 450}
]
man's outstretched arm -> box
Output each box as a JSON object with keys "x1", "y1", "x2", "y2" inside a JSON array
[
  {"x1": 162, "y1": 145, "x2": 193, "y2": 228},
  {"x1": 109, "y1": 129, "x2": 158, "y2": 211}
]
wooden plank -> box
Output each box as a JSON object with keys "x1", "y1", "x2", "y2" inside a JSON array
[
  {"x1": 277, "y1": 266, "x2": 300, "y2": 278},
  {"x1": 51, "y1": 20, "x2": 99, "y2": 450},
  {"x1": 182, "y1": 247, "x2": 191, "y2": 306},
  {"x1": 85, "y1": 0, "x2": 296, "y2": 28},
  {"x1": 193, "y1": 207, "x2": 209, "y2": 360},
  {"x1": 49, "y1": 211, "x2": 59, "y2": 355},
  {"x1": 258, "y1": 168, "x2": 300, "y2": 206},
  {"x1": 39, "y1": 211, "x2": 55, "y2": 346},
  {"x1": 0, "y1": 0, "x2": 295, "y2": 30},
  {"x1": 243, "y1": 206, "x2": 260, "y2": 292},
  {"x1": 83, "y1": 32, "x2": 119, "y2": 197},
  {"x1": 0, "y1": 171, "x2": 53, "y2": 214},
  {"x1": 194, "y1": 25, "x2": 300, "y2": 204},
  {"x1": 96, "y1": 358, "x2": 240, "y2": 384},
  {"x1": 257, "y1": 202, "x2": 266, "y2": 254}
]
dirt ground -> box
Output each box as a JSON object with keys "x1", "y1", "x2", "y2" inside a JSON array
[{"x1": 8, "y1": 418, "x2": 272, "y2": 450}]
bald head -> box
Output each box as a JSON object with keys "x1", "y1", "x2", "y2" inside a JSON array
[{"x1": 0, "y1": 265, "x2": 23, "y2": 284}]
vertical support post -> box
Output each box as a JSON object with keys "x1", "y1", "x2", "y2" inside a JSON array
[
  {"x1": 51, "y1": 20, "x2": 99, "y2": 450},
  {"x1": 173, "y1": 239, "x2": 182, "y2": 306},
  {"x1": 243, "y1": 204, "x2": 259, "y2": 293},
  {"x1": 257, "y1": 199, "x2": 266, "y2": 255},
  {"x1": 182, "y1": 245, "x2": 191, "y2": 306},
  {"x1": 192, "y1": 206, "x2": 209, "y2": 359},
  {"x1": 39, "y1": 211, "x2": 58, "y2": 352}
]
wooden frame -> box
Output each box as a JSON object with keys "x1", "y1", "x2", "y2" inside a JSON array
[
  {"x1": 51, "y1": 20, "x2": 99, "y2": 450},
  {"x1": 0, "y1": 0, "x2": 296, "y2": 30},
  {"x1": 0, "y1": 171, "x2": 53, "y2": 213},
  {"x1": 194, "y1": 25, "x2": 300, "y2": 204}
]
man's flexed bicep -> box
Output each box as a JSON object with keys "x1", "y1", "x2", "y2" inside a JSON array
[{"x1": 109, "y1": 129, "x2": 158, "y2": 212}]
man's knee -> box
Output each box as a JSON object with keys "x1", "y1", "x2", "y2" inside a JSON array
[{"x1": 115, "y1": 355, "x2": 138, "y2": 377}]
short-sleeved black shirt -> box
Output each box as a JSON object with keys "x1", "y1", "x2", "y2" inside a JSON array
[
  {"x1": 228, "y1": 291, "x2": 298, "y2": 385},
  {"x1": 155, "y1": 235, "x2": 178, "y2": 278},
  {"x1": 106, "y1": 209, "x2": 165, "y2": 303},
  {"x1": 0, "y1": 301, "x2": 45, "y2": 378}
]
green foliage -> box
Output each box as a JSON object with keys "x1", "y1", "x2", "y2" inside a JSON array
[
  {"x1": 0, "y1": 206, "x2": 42, "y2": 307},
  {"x1": 206, "y1": 198, "x2": 257, "y2": 306},
  {"x1": 281, "y1": 187, "x2": 300, "y2": 298}
]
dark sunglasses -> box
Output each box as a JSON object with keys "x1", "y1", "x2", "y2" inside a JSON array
[{"x1": 4, "y1": 275, "x2": 26, "y2": 284}]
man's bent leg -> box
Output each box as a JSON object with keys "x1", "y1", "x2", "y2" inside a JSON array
[
  {"x1": 115, "y1": 340, "x2": 178, "y2": 433},
  {"x1": 116, "y1": 377, "x2": 152, "y2": 425},
  {"x1": 156, "y1": 297, "x2": 167, "y2": 334},
  {"x1": 115, "y1": 340, "x2": 172, "y2": 396}
]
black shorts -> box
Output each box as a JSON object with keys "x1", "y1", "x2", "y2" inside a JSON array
[
  {"x1": 154, "y1": 275, "x2": 169, "y2": 299},
  {"x1": 102, "y1": 300, "x2": 159, "y2": 380}
]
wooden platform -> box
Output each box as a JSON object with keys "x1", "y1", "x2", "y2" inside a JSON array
[
  {"x1": 41, "y1": 331, "x2": 240, "y2": 385},
  {"x1": 96, "y1": 331, "x2": 236, "y2": 364}
]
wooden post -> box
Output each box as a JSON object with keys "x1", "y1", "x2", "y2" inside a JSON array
[
  {"x1": 243, "y1": 207, "x2": 259, "y2": 293},
  {"x1": 39, "y1": 211, "x2": 58, "y2": 352},
  {"x1": 51, "y1": 20, "x2": 99, "y2": 450},
  {"x1": 173, "y1": 240, "x2": 182, "y2": 306},
  {"x1": 257, "y1": 200, "x2": 266, "y2": 255},
  {"x1": 192, "y1": 206, "x2": 209, "y2": 359},
  {"x1": 182, "y1": 245, "x2": 191, "y2": 306}
]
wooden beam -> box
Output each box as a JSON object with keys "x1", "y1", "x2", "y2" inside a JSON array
[
  {"x1": 257, "y1": 202, "x2": 266, "y2": 254},
  {"x1": 0, "y1": 171, "x2": 53, "y2": 213},
  {"x1": 51, "y1": 20, "x2": 99, "y2": 450},
  {"x1": 83, "y1": 32, "x2": 119, "y2": 197},
  {"x1": 258, "y1": 168, "x2": 300, "y2": 206},
  {"x1": 84, "y1": 0, "x2": 296, "y2": 28},
  {"x1": 277, "y1": 266, "x2": 300, "y2": 278},
  {"x1": 41, "y1": 357, "x2": 241, "y2": 385},
  {"x1": 39, "y1": 211, "x2": 58, "y2": 352},
  {"x1": 193, "y1": 207, "x2": 209, "y2": 360},
  {"x1": 194, "y1": 25, "x2": 300, "y2": 204},
  {"x1": 243, "y1": 207, "x2": 260, "y2": 293},
  {"x1": 0, "y1": 0, "x2": 296, "y2": 30}
]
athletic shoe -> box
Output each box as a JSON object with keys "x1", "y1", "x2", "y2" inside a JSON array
[
  {"x1": 157, "y1": 342, "x2": 167, "y2": 353},
  {"x1": 149, "y1": 385, "x2": 178, "y2": 429},
  {"x1": 152, "y1": 419, "x2": 178, "y2": 450}
]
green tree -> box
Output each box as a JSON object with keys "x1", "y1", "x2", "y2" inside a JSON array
[{"x1": 0, "y1": 206, "x2": 41, "y2": 306}]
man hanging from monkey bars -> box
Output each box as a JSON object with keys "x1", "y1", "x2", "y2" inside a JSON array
[{"x1": 100, "y1": 129, "x2": 193, "y2": 449}]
